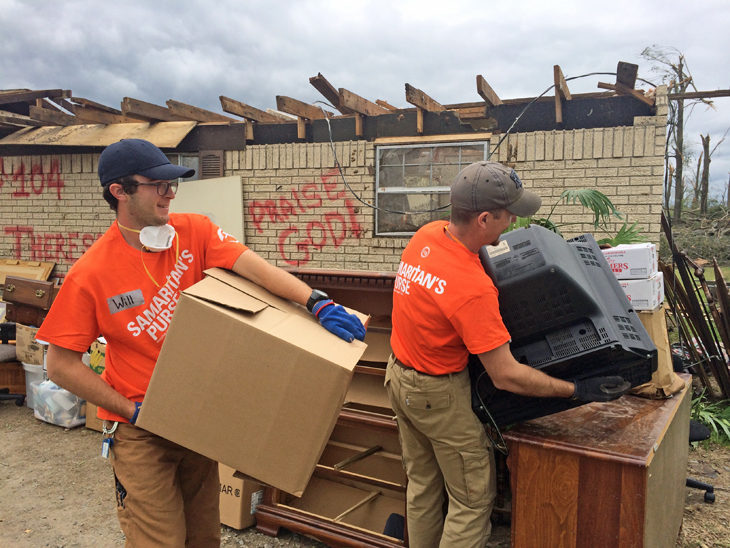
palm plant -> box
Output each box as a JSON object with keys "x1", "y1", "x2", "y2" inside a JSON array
[
  {"x1": 509, "y1": 189, "x2": 646, "y2": 246},
  {"x1": 691, "y1": 390, "x2": 730, "y2": 445}
]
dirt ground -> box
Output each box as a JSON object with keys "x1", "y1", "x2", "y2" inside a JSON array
[{"x1": 0, "y1": 403, "x2": 726, "y2": 548}]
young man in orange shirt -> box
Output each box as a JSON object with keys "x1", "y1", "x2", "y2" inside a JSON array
[
  {"x1": 37, "y1": 139, "x2": 365, "y2": 548},
  {"x1": 386, "y1": 161, "x2": 625, "y2": 548}
]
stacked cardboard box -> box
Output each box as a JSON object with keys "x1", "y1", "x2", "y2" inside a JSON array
[{"x1": 602, "y1": 243, "x2": 664, "y2": 311}]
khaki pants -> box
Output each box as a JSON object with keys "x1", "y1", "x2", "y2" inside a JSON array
[
  {"x1": 385, "y1": 355, "x2": 496, "y2": 548},
  {"x1": 110, "y1": 423, "x2": 221, "y2": 548}
]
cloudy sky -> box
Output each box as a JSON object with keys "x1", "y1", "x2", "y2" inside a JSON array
[{"x1": 2, "y1": 0, "x2": 729, "y2": 200}]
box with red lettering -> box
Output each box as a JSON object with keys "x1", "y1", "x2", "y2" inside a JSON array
[{"x1": 601, "y1": 243, "x2": 657, "y2": 280}]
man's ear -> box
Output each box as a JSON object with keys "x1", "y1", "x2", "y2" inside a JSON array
[
  {"x1": 476, "y1": 211, "x2": 490, "y2": 227},
  {"x1": 109, "y1": 183, "x2": 127, "y2": 201}
]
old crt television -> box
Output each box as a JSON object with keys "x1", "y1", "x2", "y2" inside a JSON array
[{"x1": 470, "y1": 225, "x2": 657, "y2": 426}]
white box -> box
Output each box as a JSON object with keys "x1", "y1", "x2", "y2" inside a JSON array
[
  {"x1": 602, "y1": 243, "x2": 658, "y2": 280},
  {"x1": 619, "y1": 272, "x2": 664, "y2": 311}
]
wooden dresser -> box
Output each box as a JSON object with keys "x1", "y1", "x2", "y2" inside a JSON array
[
  {"x1": 255, "y1": 269, "x2": 408, "y2": 548},
  {"x1": 503, "y1": 374, "x2": 691, "y2": 548}
]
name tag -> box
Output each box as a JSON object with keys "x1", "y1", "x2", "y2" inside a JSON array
[{"x1": 107, "y1": 290, "x2": 145, "y2": 315}]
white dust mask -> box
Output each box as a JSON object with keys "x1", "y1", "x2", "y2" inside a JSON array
[{"x1": 139, "y1": 224, "x2": 176, "y2": 252}]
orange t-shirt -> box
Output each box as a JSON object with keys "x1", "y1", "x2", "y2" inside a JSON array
[
  {"x1": 390, "y1": 220, "x2": 511, "y2": 375},
  {"x1": 37, "y1": 213, "x2": 248, "y2": 422}
]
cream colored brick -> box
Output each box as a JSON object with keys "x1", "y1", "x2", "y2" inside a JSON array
[
  {"x1": 619, "y1": 166, "x2": 652, "y2": 177},
  {"x1": 623, "y1": 128, "x2": 634, "y2": 157},
  {"x1": 644, "y1": 126, "x2": 656, "y2": 156},
  {"x1": 583, "y1": 129, "x2": 594, "y2": 160},
  {"x1": 613, "y1": 128, "x2": 624, "y2": 157},
  {"x1": 598, "y1": 158, "x2": 631, "y2": 168},
  {"x1": 574, "y1": 129, "x2": 585, "y2": 160},
  {"x1": 225, "y1": 151, "x2": 233, "y2": 170},
  {"x1": 591, "y1": 129, "x2": 603, "y2": 159},
  {"x1": 563, "y1": 131, "x2": 573, "y2": 160},
  {"x1": 631, "y1": 156, "x2": 664, "y2": 166},
  {"x1": 71, "y1": 154, "x2": 82, "y2": 173},
  {"x1": 586, "y1": 167, "x2": 618, "y2": 177},
  {"x1": 232, "y1": 151, "x2": 240, "y2": 171},
  {"x1": 554, "y1": 132, "x2": 564, "y2": 160},
  {"x1": 544, "y1": 132, "x2": 554, "y2": 161},
  {"x1": 633, "y1": 127, "x2": 645, "y2": 157},
  {"x1": 533, "y1": 133, "x2": 544, "y2": 161},
  {"x1": 524, "y1": 133, "x2": 535, "y2": 161}
]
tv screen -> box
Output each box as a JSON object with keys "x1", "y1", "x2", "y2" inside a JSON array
[{"x1": 470, "y1": 225, "x2": 657, "y2": 426}]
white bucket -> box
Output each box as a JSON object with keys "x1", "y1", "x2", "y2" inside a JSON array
[{"x1": 22, "y1": 362, "x2": 45, "y2": 408}]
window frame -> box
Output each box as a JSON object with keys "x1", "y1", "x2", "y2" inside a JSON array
[{"x1": 375, "y1": 140, "x2": 490, "y2": 236}]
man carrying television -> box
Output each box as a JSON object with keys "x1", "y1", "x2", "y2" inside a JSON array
[{"x1": 386, "y1": 161, "x2": 627, "y2": 548}]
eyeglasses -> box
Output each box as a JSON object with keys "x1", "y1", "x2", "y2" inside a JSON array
[{"x1": 135, "y1": 181, "x2": 179, "y2": 196}]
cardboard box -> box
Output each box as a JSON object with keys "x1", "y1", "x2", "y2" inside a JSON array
[
  {"x1": 219, "y1": 464, "x2": 264, "y2": 529},
  {"x1": 137, "y1": 268, "x2": 368, "y2": 497},
  {"x1": 16, "y1": 323, "x2": 44, "y2": 365},
  {"x1": 85, "y1": 402, "x2": 104, "y2": 432},
  {"x1": 602, "y1": 243, "x2": 658, "y2": 280},
  {"x1": 619, "y1": 271, "x2": 664, "y2": 311},
  {"x1": 88, "y1": 340, "x2": 106, "y2": 375}
]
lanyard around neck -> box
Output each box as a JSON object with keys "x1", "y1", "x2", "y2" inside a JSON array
[{"x1": 117, "y1": 221, "x2": 180, "y2": 288}]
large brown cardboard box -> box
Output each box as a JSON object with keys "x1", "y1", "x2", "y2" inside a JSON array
[
  {"x1": 219, "y1": 464, "x2": 264, "y2": 529},
  {"x1": 137, "y1": 268, "x2": 368, "y2": 497}
]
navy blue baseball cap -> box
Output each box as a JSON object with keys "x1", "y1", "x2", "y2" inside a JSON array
[{"x1": 98, "y1": 139, "x2": 195, "y2": 186}]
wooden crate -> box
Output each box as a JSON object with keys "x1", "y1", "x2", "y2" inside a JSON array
[
  {"x1": 504, "y1": 374, "x2": 691, "y2": 548},
  {"x1": 0, "y1": 360, "x2": 25, "y2": 394}
]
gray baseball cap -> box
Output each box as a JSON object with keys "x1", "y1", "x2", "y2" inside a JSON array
[{"x1": 450, "y1": 161, "x2": 542, "y2": 217}]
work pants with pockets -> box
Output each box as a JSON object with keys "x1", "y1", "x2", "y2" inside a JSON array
[
  {"x1": 110, "y1": 423, "x2": 220, "y2": 548},
  {"x1": 385, "y1": 355, "x2": 496, "y2": 548}
]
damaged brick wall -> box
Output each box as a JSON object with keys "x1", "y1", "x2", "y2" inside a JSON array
[{"x1": 0, "y1": 87, "x2": 668, "y2": 276}]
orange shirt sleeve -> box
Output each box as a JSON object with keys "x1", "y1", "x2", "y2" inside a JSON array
[
  {"x1": 36, "y1": 277, "x2": 100, "y2": 353},
  {"x1": 195, "y1": 215, "x2": 249, "y2": 270},
  {"x1": 448, "y1": 289, "x2": 512, "y2": 356}
]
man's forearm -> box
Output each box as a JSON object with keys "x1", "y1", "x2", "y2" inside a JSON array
[
  {"x1": 232, "y1": 250, "x2": 311, "y2": 305},
  {"x1": 47, "y1": 345, "x2": 136, "y2": 420}
]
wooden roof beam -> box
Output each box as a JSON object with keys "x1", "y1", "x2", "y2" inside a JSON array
[
  {"x1": 275, "y1": 96, "x2": 332, "y2": 120},
  {"x1": 476, "y1": 76, "x2": 503, "y2": 107},
  {"x1": 553, "y1": 65, "x2": 572, "y2": 125},
  {"x1": 121, "y1": 97, "x2": 189, "y2": 123},
  {"x1": 338, "y1": 88, "x2": 389, "y2": 117},
  {"x1": 376, "y1": 100, "x2": 398, "y2": 111},
  {"x1": 405, "y1": 84, "x2": 444, "y2": 112},
  {"x1": 166, "y1": 100, "x2": 237, "y2": 123},
  {"x1": 667, "y1": 89, "x2": 730, "y2": 100},
  {"x1": 29, "y1": 105, "x2": 81, "y2": 126},
  {"x1": 597, "y1": 82, "x2": 654, "y2": 106},
  {"x1": 219, "y1": 96, "x2": 281, "y2": 123},
  {"x1": 597, "y1": 61, "x2": 654, "y2": 106},
  {"x1": 68, "y1": 104, "x2": 147, "y2": 124},
  {"x1": 309, "y1": 73, "x2": 355, "y2": 115},
  {"x1": 0, "y1": 89, "x2": 71, "y2": 106},
  {"x1": 72, "y1": 97, "x2": 124, "y2": 115},
  {"x1": 0, "y1": 111, "x2": 53, "y2": 127}
]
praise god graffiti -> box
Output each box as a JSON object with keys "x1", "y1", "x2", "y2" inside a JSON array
[
  {"x1": 0, "y1": 158, "x2": 65, "y2": 199},
  {"x1": 247, "y1": 170, "x2": 365, "y2": 266}
]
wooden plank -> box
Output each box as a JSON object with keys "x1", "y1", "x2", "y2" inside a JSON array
[
  {"x1": 47, "y1": 96, "x2": 77, "y2": 112},
  {"x1": 266, "y1": 108, "x2": 298, "y2": 122},
  {"x1": 416, "y1": 108, "x2": 424, "y2": 134},
  {"x1": 276, "y1": 96, "x2": 331, "y2": 120},
  {"x1": 68, "y1": 104, "x2": 145, "y2": 124},
  {"x1": 354, "y1": 113, "x2": 363, "y2": 137},
  {"x1": 553, "y1": 65, "x2": 572, "y2": 101},
  {"x1": 309, "y1": 73, "x2": 354, "y2": 114},
  {"x1": 404, "y1": 84, "x2": 444, "y2": 112},
  {"x1": 297, "y1": 117, "x2": 306, "y2": 139},
  {"x1": 374, "y1": 132, "x2": 492, "y2": 145},
  {"x1": 166, "y1": 100, "x2": 236, "y2": 122},
  {"x1": 598, "y1": 82, "x2": 654, "y2": 106},
  {"x1": 668, "y1": 89, "x2": 730, "y2": 100},
  {"x1": 0, "y1": 121, "x2": 196, "y2": 147},
  {"x1": 121, "y1": 97, "x2": 188, "y2": 122},
  {"x1": 72, "y1": 97, "x2": 123, "y2": 115},
  {"x1": 616, "y1": 62, "x2": 639, "y2": 90},
  {"x1": 28, "y1": 105, "x2": 80, "y2": 126},
  {"x1": 219, "y1": 96, "x2": 280, "y2": 123},
  {"x1": 476, "y1": 75, "x2": 503, "y2": 106},
  {"x1": 0, "y1": 89, "x2": 71, "y2": 105},
  {"x1": 376, "y1": 100, "x2": 398, "y2": 111},
  {"x1": 338, "y1": 88, "x2": 389, "y2": 117},
  {"x1": 245, "y1": 120, "x2": 254, "y2": 141},
  {"x1": 0, "y1": 111, "x2": 52, "y2": 127}
]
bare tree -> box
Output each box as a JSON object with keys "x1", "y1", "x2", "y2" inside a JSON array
[
  {"x1": 727, "y1": 173, "x2": 730, "y2": 209},
  {"x1": 698, "y1": 129, "x2": 729, "y2": 213},
  {"x1": 640, "y1": 46, "x2": 713, "y2": 222}
]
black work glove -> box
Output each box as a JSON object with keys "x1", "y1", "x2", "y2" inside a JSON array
[{"x1": 572, "y1": 376, "x2": 630, "y2": 403}]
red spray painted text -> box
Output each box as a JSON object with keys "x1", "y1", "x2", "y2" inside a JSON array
[
  {"x1": 247, "y1": 170, "x2": 365, "y2": 266},
  {"x1": 4, "y1": 226, "x2": 102, "y2": 264},
  {"x1": 0, "y1": 158, "x2": 65, "y2": 199}
]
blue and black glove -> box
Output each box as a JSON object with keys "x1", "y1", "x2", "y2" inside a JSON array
[
  {"x1": 312, "y1": 300, "x2": 366, "y2": 343},
  {"x1": 129, "y1": 401, "x2": 142, "y2": 425}
]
